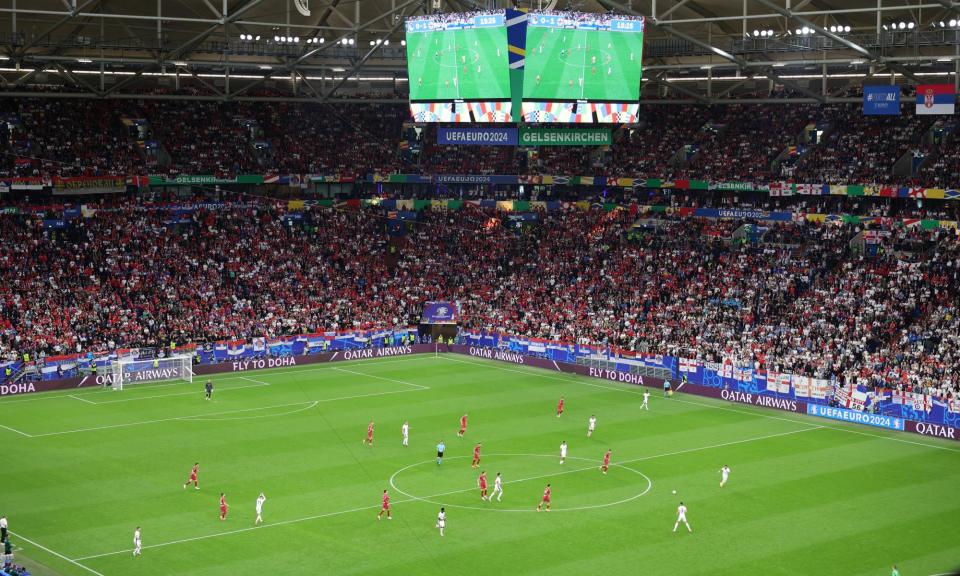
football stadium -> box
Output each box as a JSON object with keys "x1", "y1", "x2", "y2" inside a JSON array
[{"x1": 1, "y1": 1, "x2": 960, "y2": 575}]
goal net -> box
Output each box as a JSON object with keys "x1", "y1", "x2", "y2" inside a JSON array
[{"x1": 111, "y1": 354, "x2": 194, "y2": 390}]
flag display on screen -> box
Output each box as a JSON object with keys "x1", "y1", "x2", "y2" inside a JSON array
[{"x1": 915, "y1": 84, "x2": 955, "y2": 115}]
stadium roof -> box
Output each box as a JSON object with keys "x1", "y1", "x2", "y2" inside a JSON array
[{"x1": 0, "y1": 0, "x2": 957, "y2": 103}]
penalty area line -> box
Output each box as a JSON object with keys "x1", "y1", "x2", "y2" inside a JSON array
[
  {"x1": 0, "y1": 422, "x2": 33, "y2": 437},
  {"x1": 11, "y1": 531, "x2": 105, "y2": 576},
  {"x1": 441, "y1": 355, "x2": 960, "y2": 454}
]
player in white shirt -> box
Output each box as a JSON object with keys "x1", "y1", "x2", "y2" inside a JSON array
[
  {"x1": 255, "y1": 492, "x2": 266, "y2": 525},
  {"x1": 720, "y1": 465, "x2": 731, "y2": 488},
  {"x1": 673, "y1": 502, "x2": 692, "y2": 533},
  {"x1": 490, "y1": 472, "x2": 503, "y2": 502},
  {"x1": 436, "y1": 507, "x2": 446, "y2": 536},
  {"x1": 587, "y1": 415, "x2": 597, "y2": 437},
  {"x1": 401, "y1": 421, "x2": 410, "y2": 447},
  {"x1": 133, "y1": 527, "x2": 142, "y2": 556},
  {"x1": 641, "y1": 391, "x2": 650, "y2": 410},
  {"x1": 559, "y1": 441, "x2": 568, "y2": 464}
]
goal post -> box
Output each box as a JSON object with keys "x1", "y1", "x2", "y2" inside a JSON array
[{"x1": 111, "y1": 354, "x2": 194, "y2": 390}]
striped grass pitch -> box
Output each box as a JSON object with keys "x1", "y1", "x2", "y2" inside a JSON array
[{"x1": 1, "y1": 355, "x2": 958, "y2": 575}]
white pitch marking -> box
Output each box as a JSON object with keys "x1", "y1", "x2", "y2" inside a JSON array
[
  {"x1": 86, "y1": 382, "x2": 269, "y2": 405},
  {"x1": 389, "y1": 453, "x2": 653, "y2": 513},
  {"x1": 28, "y1": 400, "x2": 319, "y2": 438},
  {"x1": 72, "y1": 424, "x2": 818, "y2": 561},
  {"x1": 11, "y1": 531, "x2": 106, "y2": 576},
  {"x1": 0, "y1": 422, "x2": 33, "y2": 437},
  {"x1": 0, "y1": 355, "x2": 427, "y2": 407},
  {"x1": 442, "y1": 356, "x2": 960, "y2": 454},
  {"x1": 331, "y1": 366, "x2": 429, "y2": 390},
  {"x1": 68, "y1": 395, "x2": 98, "y2": 405}
]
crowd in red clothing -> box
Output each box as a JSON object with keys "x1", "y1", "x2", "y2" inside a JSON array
[
  {"x1": 1, "y1": 201, "x2": 958, "y2": 399},
  {"x1": 1, "y1": 98, "x2": 959, "y2": 188}
]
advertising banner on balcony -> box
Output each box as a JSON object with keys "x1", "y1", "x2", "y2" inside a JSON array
[
  {"x1": 148, "y1": 174, "x2": 265, "y2": 186},
  {"x1": 438, "y1": 127, "x2": 519, "y2": 146},
  {"x1": 518, "y1": 127, "x2": 611, "y2": 146},
  {"x1": 863, "y1": 85, "x2": 901, "y2": 115},
  {"x1": 52, "y1": 176, "x2": 126, "y2": 195}
]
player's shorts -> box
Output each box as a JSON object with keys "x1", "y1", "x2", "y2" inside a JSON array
[
  {"x1": 678, "y1": 514, "x2": 686, "y2": 522},
  {"x1": 437, "y1": 451, "x2": 444, "y2": 458},
  {"x1": 220, "y1": 506, "x2": 228, "y2": 513},
  {"x1": 382, "y1": 504, "x2": 390, "y2": 511},
  {"x1": 437, "y1": 520, "x2": 445, "y2": 528},
  {"x1": 189, "y1": 475, "x2": 197, "y2": 482}
]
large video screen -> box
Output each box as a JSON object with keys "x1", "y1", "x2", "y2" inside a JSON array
[
  {"x1": 405, "y1": 12, "x2": 512, "y2": 122},
  {"x1": 522, "y1": 12, "x2": 645, "y2": 123}
]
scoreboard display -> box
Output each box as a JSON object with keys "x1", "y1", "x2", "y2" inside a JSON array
[
  {"x1": 403, "y1": 10, "x2": 645, "y2": 124},
  {"x1": 522, "y1": 12, "x2": 645, "y2": 123},
  {"x1": 405, "y1": 12, "x2": 512, "y2": 122}
]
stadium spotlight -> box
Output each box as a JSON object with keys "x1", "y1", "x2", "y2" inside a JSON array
[
  {"x1": 882, "y1": 24, "x2": 888, "y2": 30},
  {"x1": 829, "y1": 26, "x2": 837, "y2": 33},
  {"x1": 370, "y1": 40, "x2": 375, "y2": 46},
  {"x1": 795, "y1": 28, "x2": 802, "y2": 35},
  {"x1": 274, "y1": 35, "x2": 280, "y2": 42},
  {"x1": 255, "y1": 35, "x2": 260, "y2": 41},
  {"x1": 384, "y1": 39, "x2": 390, "y2": 45},
  {"x1": 753, "y1": 29, "x2": 760, "y2": 37},
  {"x1": 844, "y1": 25, "x2": 851, "y2": 32},
  {"x1": 295, "y1": 36, "x2": 300, "y2": 42},
  {"x1": 907, "y1": 22, "x2": 915, "y2": 29},
  {"x1": 898, "y1": 22, "x2": 906, "y2": 29},
  {"x1": 801, "y1": 26, "x2": 811, "y2": 35},
  {"x1": 401, "y1": 39, "x2": 406, "y2": 46},
  {"x1": 349, "y1": 38, "x2": 355, "y2": 45},
  {"x1": 951, "y1": 19, "x2": 958, "y2": 27},
  {"x1": 767, "y1": 29, "x2": 775, "y2": 36}
]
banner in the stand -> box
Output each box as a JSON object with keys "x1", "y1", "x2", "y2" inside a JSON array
[
  {"x1": 438, "y1": 127, "x2": 519, "y2": 146},
  {"x1": 518, "y1": 127, "x2": 612, "y2": 146},
  {"x1": 52, "y1": 176, "x2": 126, "y2": 195},
  {"x1": 147, "y1": 174, "x2": 265, "y2": 186},
  {"x1": 692, "y1": 208, "x2": 793, "y2": 221}
]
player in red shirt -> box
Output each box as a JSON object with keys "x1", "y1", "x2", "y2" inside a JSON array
[
  {"x1": 364, "y1": 420, "x2": 374, "y2": 446},
  {"x1": 219, "y1": 493, "x2": 228, "y2": 520},
  {"x1": 601, "y1": 449, "x2": 612, "y2": 474},
  {"x1": 536, "y1": 483, "x2": 551, "y2": 512},
  {"x1": 478, "y1": 471, "x2": 488, "y2": 501},
  {"x1": 458, "y1": 413, "x2": 468, "y2": 437},
  {"x1": 183, "y1": 462, "x2": 199, "y2": 490},
  {"x1": 556, "y1": 397, "x2": 565, "y2": 417},
  {"x1": 377, "y1": 489, "x2": 392, "y2": 520},
  {"x1": 471, "y1": 442, "x2": 482, "y2": 468}
]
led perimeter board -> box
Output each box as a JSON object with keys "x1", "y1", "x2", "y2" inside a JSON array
[
  {"x1": 522, "y1": 12, "x2": 645, "y2": 123},
  {"x1": 405, "y1": 12, "x2": 512, "y2": 122}
]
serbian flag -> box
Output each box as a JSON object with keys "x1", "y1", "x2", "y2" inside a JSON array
[{"x1": 916, "y1": 84, "x2": 955, "y2": 115}]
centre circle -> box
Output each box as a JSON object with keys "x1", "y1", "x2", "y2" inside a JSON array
[{"x1": 389, "y1": 453, "x2": 653, "y2": 513}]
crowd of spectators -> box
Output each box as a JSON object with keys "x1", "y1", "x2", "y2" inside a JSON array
[
  {"x1": 793, "y1": 104, "x2": 937, "y2": 185},
  {"x1": 0, "y1": 97, "x2": 141, "y2": 178},
  {"x1": 1, "y1": 201, "x2": 957, "y2": 400},
  {"x1": 1, "y1": 98, "x2": 960, "y2": 188}
]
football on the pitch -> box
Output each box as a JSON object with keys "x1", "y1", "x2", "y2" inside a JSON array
[{"x1": 672, "y1": 490, "x2": 677, "y2": 494}]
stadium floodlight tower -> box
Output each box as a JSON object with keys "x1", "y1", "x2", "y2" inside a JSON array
[{"x1": 111, "y1": 354, "x2": 194, "y2": 390}]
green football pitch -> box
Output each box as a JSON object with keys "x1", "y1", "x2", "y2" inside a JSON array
[
  {"x1": 523, "y1": 27, "x2": 644, "y2": 102},
  {"x1": 405, "y1": 29, "x2": 510, "y2": 101},
  {"x1": 2, "y1": 354, "x2": 959, "y2": 576}
]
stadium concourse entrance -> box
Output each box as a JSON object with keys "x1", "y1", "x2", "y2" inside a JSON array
[{"x1": 421, "y1": 323, "x2": 459, "y2": 343}]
